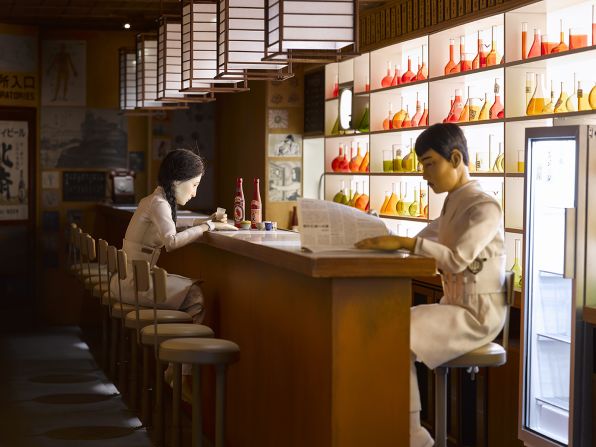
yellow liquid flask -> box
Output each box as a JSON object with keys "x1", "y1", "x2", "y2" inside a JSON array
[
  {"x1": 526, "y1": 73, "x2": 546, "y2": 115},
  {"x1": 554, "y1": 81, "x2": 568, "y2": 113}
]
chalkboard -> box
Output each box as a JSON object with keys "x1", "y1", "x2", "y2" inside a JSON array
[
  {"x1": 304, "y1": 69, "x2": 325, "y2": 135},
  {"x1": 63, "y1": 171, "x2": 106, "y2": 202}
]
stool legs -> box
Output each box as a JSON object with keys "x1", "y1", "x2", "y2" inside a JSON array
[
  {"x1": 192, "y1": 365, "x2": 203, "y2": 447},
  {"x1": 153, "y1": 360, "x2": 165, "y2": 447},
  {"x1": 109, "y1": 319, "x2": 119, "y2": 380},
  {"x1": 435, "y1": 366, "x2": 449, "y2": 447},
  {"x1": 118, "y1": 326, "x2": 129, "y2": 395},
  {"x1": 215, "y1": 364, "x2": 227, "y2": 447},
  {"x1": 172, "y1": 363, "x2": 182, "y2": 447},
  {"x1": 141, "y1": 345, "x2": 152, "y2": 426},
  {"x1": 130, "y1": 330, "x2": 139, "y2": 409}
]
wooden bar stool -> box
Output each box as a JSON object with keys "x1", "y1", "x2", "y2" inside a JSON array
[
  {"x1": 434, "y1": 271, "x2": 515, "y2": 447},
  {"x1": 159, "y1": 331, "x2": 240, "y2": 447},
  {"x1": 134, "y1": 263, "x2": 214, "y2": 444},
  {"x1": 126, "y1": 259, "x2": 193, "y2": 412},
  {"x1": 93, "y1": 239, "x2": 111, "y2": 370},
  {"x1": 105, "y1": 245, "x2": 121, "y2": 381}
]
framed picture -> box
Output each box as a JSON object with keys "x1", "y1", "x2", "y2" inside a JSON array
[
  {"x1": 268, "y1": 133, "x2": 302, "y2": 157},
  {"x1": 0, "y1": 108, "x2": 35, "y2": 223},
  {"x1": 267, "y1": 159, "x2": 301, "y2": 202}
]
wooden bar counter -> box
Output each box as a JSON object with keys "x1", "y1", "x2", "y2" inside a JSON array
[{"x1": 95, "y1": 204, "x2": 437, "y2": 447}]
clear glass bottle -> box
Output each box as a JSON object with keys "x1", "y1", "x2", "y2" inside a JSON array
[
  {"x1": 450, "y1": 36, "x2": 465, "y2": 73},
  {"x1": 527, "y1": 72, "x2": 546, "y2": 115},
  {"x1": 486, "y1": 26, "x2": 500, "y2": 66},
  {"x1": 510, "y1": 238, "x2": 523, "y2": 290},
  {"x1": 554, "y1": 81, "x2": 569, "y2": 113},
  {"x1": 444, "y1": 38, "x2": 456, "y2": 74},
  {"x1": 458, "y1": 87, "x2": 471, "y2": 122},
  {"x1": 381, "y1": 61, "x2": 393, "y2": 88},
  {"x1": 521, "y1": 22, "x2": 528, "y2": 59},
  {"x1": 408, "y1": 184, "x2": 420, "y2": 217},
  {"x1": 565, "y1": 73, "x2": 578, "y2": 112},
  {"x1": 420, "y1": 102, "x2": 428, "y2": 126},
  {"x1": 396, "y1": 182, "x2": 407, "y2": 216},
  {"x1": 542, "y1": 80, "x2": 555, "y2": 114},
  {"x1": 551, "y1": 19, "x2": 568, "y2": 53},
  {"x1": 489, "y1": 78, "x2": 504, "y2": 119},
  {"x1": 527, "y1": 28, "x2": 541, "y2": 58}
]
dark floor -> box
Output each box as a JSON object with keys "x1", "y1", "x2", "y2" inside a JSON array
[{"x1": 0, "y1": 326, "x2": 153, "y2": 447}]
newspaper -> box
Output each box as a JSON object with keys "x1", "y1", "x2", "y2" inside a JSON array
[{"x1": 297, "y1": 198, "x2": 390, "y2": 253}]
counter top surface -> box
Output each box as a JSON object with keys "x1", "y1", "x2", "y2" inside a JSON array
[{"x1": 100, "y1": 203, "x2": 437, "y2": 278}]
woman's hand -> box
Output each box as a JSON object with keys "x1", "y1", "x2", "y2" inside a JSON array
[
  {"x1": 209, "y1": 211, "x2": 228, "y2": 223},
  {"x1": 354, "y1": 235, "x2": 416, "y2": 252}
]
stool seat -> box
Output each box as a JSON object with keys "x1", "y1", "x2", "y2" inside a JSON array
[
  {"x1": 111, "y1": 303, "x2": 149, "y2": 319},
  {"x1": 442, "y1": 342, "x2": 506, "y2": 368},
  {"x1": 92, "y1": 282, "x2": 110, "y2": 298},
  {"x1": 125, "y1": 309, "x2": 193, "y2": 330},
  {"x1": 159, "y1": 338, "x2": 240, "y2": 365},
  {"x1": 101, "y1": 291, "x2": 111, "y2": 306},
  {"x1": 140, "y1": 323, "x2": 214, "y2": 346}
]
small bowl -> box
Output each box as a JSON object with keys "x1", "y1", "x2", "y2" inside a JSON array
[
  {"x1": 239, "y1": 221, "x2": 251, "y2": 230},
  {"x1": 256, "y1": 222, "x2": 266, "y2": 230}
]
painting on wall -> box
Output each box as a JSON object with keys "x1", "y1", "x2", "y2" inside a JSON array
[
  {"x1": 41, "y1": 107, "x2": 127, "y2": 169},
  {"x1": 0, "y1": 120, "x2": 29, "y2": 221},
  {"x1": 268, "y1": 133, "x2": 302, "y2": 157},
  {"x1": 267, "y1": 159, "x2": 301, "y2": 202},
  {"x1": 0, "y1": 34, "x2": 37, "y2": 72},
  {"x1": 41, "y1": 40, "x2": 86, "y2": 106}
]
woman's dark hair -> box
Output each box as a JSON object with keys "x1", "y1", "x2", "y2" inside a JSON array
[
  {"x1": 414, "y1": 123, "x2": 469, "y2": 166},
  {"x1": 158, "y1": 149, "x2": 205, "y2": 222}
]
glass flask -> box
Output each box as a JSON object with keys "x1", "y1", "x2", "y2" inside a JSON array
[
  {"x1": 392, "y1": 97, "x2": 406, "y2": 129},
  {"x1": 589, "y1": 82, "x2": 596, "y2": 109},
  {"x1": 521, "y1": 22, "x2": 528, "y2": 59},
  {"x1": 569, "y1": 28, "x2": 588, "y2": 50},
  {"x1": 393, "y1": 144, "x2": 403, "y2": 172},
  {"x1": 526, "y1": 73, "x2": 546, "y2": 115},
  {"x1": 331, "y1": 144, "x2": 344, "y2": 172},
  {"x1": 446, "y1": 88, "x2": 464, "y2": 122},
  {"x1": 402, "y1": 143, "x2": 418, "y2": 172},
  {"x1": 420, "y1": 103, "x2": 428, "y2": 126},
  {"x1": 479, "y1": 93, "x2": 490, "y2": 120},
  {"x1": 493, "y1": 142, "x2": 504, "y2": 172},
  {"x1": 396, "y1": 182, "x2": 408, "y2": 216},
  {"x1": 381, "y1": 61, "x2": 393, "y2": 88},
  {"x1": 469, "y1": 97, "x2": 480, "y2": 121},
  {"x1": 357, "y1": 103, "x2": 370, "y2": 133},
  {"x1": 551, "y1": 19, "x2": 568, "y2": 53},
  {"x1": 332, "y1": 180, "x2": 348, "y2": 205},
  {"x1": 383, "y1": 150, "x2": 394, "y2": 172},
  {"x1": 565, "y1": 73, "x2": 577, "y2": 112},
  {"x1": 380, "y1": 190, "x2": 391, "y2": 214},
  {"x1": 542, "y1": 80, "x2": 555, "y2": 114},
  {"x1": 408, "y1": 185, "x2": 420, "y2": 217},
  {"x1": 349, "y1": 142, "x2": 363, "y2": 172},
  {"x1": 527, "y1": 28, "x2": 541, "y2": 58},
  {"x1": 577, "y1": 81, "x2": 591, "y2": 111},
  {"x1": 332, "y1": 73, "x2": 339, "y2": 97},
  {"x1": 354, "y1": 182, "x2": 369, "y2": 211},
  {"x1": 553, "y1": 82, "x2": 569, "y2": 113},
  {"x1": 489, "y1": 78, "x2": 504, "y2": 119},
  {"x1": 444, "y1": 38, "x2": 456, "y2": 74},
  {"x1": 348, "y1": 180, "x2": 357, "y2": 207},
  {"x1": 486, "y1": 26, "x2": 500, "y2": 66},
  {"x1": 517, "y1": 150, "x2": 525, "y2": 173},
  {"x1": 525, "y1": 72, "x2": 534, "y2": 108},
  {"x1": 418, "y1": 183, "x2": 428, "y2": 218},
  {"x1": 510, "y1": 238, "x2": 523, "y2": 290},
  {"x1": 416, "y1": 45, "x2": 428, "y2": 80},
  {"x1": 391, "y1": 64, "x2": 401, "y2": 86},
  {"x1": 387, "y1": 183, "x2": 400, "y2": 215},
  {"x1": 472, "y1": 29, "x2": 487, "y2": 69},
  {"x1": 401, "y1": 105, "x2": 412, "y2": 128},
  {"x1": 450, "y1": 36, "x2": 465, "y2": 73},
  {"x1": 540, "y1": 34, "x2": 556, "y2": 55},
  {"x1": 411, "y1": 92, "x2": 423, "y2": 127},
  {"x1": 401, "y1": 56, "x2": 415, "y2": 84},
  {"x1": 458, "y1": 87, "x2": 471, "y2": 122},
  {"x1": 359, "y1": 143, "x2": 370, "y2": 172},
  {"x1": 382, "y1": 102, "x2": 393, "y2": 130}
]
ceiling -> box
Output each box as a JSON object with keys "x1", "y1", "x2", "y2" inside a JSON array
[{"x1": 0, "y1": 0, "x2": 390, "y2": 31}]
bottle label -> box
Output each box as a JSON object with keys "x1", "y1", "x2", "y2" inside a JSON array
[
  {"x1": 233, "y1": 197, "x2": 244, "y2": 225},
  {"x1": 250, "y1": 200, "x2": 262, "y2": 227}
]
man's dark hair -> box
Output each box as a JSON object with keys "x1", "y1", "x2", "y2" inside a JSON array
[{"x1": 415, "y1": 123, "x2": 469, "y2": 166}]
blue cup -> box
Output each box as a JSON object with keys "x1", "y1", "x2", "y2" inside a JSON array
[{"x1": 264, "y1": 221, "x2": 272, "y2": 231}]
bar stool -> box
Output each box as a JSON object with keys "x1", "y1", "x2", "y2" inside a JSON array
[
  {"x1": 159, "y1": 329, "x2": 240, "y2": 447},
  {"x1": 135, "y1": 262, "x2": 214, "y2": 443},
  {"x1": 125, "y1": 258, "x2": 194, "y2": 411},
  {"x1": 433, "y1": 271, "x2": 515, "y2": 447},
  {"x1": 93, "y1": 239, "x2": 111, "y2": 369}
]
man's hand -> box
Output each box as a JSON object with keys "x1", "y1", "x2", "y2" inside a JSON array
[{"x1": 354, "y1": 235, "x2": 416, "y2": 252}]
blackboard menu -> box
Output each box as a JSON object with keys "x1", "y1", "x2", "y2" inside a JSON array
[
  {"x1": 304, "y1": 69, "x2": 325, "y2": 135},
  {"x1": 63, "y1": 171, "x2": 106, "y2": 202}
]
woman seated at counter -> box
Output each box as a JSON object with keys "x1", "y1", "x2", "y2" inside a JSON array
[
  {"x1": 356, "y1": 123, "x2": 507, "y2": 447},
  {"x1": 110, "y1": 148, "x2": 236, "y2": 322}
]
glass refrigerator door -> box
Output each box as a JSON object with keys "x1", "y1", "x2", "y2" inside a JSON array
[{"x1": 524, "y1": 135, "x2": 576, "y2": 445}]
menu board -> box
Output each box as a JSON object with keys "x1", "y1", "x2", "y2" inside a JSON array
[
  {"x1": 304, "y1": 69, "x2": 324, "y2": 134},
  {"x1": 62, "y1": 171, "x2": 106, "y2": 202}
]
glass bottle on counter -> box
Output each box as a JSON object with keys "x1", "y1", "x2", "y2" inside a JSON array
[
  {"x1": 444, "y1": 38, "x2": 457, "y2": 74},
  {"x1": 578, "y1": 81, "x2": 591, "y2": 111},
  {"x1": 332, "y1": 180, "x2": 349, "y2": 205},
  {"x1": 401, "y1": 56, "x2": 415, "y2": 83},
  {"x1": 510, "y1": 238, "x2": 523, "y2": 290},
  {"x1": 472, "y1": 30, "x2": 487, "y2": 69},
  {"x1": 381, "y1": 61, "x2": 393, "y2": 88},
  {"x1": 233, "y1": 177, "x2": 245, "y2": 228},
  {"x1": 527, "y1": 28, "x2": 541, "y2": 58},
  {"x1": 551, "y1": 19, "x2": 568, "y2": 53},
  {"x1": 565, "y1": 73, "x2": 578, "y2": 112},
  {"x1": 542, "y1": 80, "x2": 555, "y2": 114},
  {"x1": 490, "y1": 78, "x2": 504, "y2": 119},
  {"x1": 554, "y1": 81, "x2": 569, "y2": 113},
  {"x1": 250, "y1": 178, "x2": 262, "y2": 229},
  {"x1": 527, "y1": 73, "x2": 546, "y2": 116},
  {"x1": 486, "y1": 26, "x2": 500, "y2": 66},
  {"x1": 521, "y1": 22, "x2": 528, "y2": 59}
]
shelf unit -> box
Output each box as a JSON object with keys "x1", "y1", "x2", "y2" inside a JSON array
[{"x1": 321, "y1": 0, "x2": 596, "y2": 276}]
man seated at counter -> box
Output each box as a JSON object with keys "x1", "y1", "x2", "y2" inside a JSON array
[
  {"x1": 356, "y1": 123, "x2": 507, "y2": 447},
  {"x1": 110, "y1": 148, "x2": 236, "y2": 394}
]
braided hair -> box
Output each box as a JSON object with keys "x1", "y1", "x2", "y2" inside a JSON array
[{"x1": 157, "y1": 149, "x2": 205, "y2": 222}]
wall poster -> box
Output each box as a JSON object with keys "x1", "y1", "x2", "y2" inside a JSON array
[
  {"x1": 0, "y1": 120, "x2": 28, "y2": 220},
  {"x1": 267, "y1": 159, "x2": 301, "y2": 202},
  {"x1": 41, "y1": 40, "x2": 86, "y2": 106}
]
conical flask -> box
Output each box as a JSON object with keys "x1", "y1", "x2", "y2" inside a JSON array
[
  {"x1": 554, "y1": 81, "x2": 569, "y2": 113},
  {"x1": 589, "y1": 82, "x2": 596, "y2": 109},
  {"x1": 565, "y1": 73, "x2": 578, "y2": 112},
  {"x1": 479, "y1": 93, "x2": 490, "y2": 120},
  {"x1": 542, "y1": 80, "x2": 555, "y2": 114},
  {"x1": 551, "y1": 19, "x2": 568, "y2": 53},
  {"x1": 486, "y1": 26, "x2": 500, "y2": 66},
  {"x1": 444, "y1": 38, "x2": 456, "y2": 74},
  {"x1": 577, "y1": 81, "x2": 591, "y2": 111},
  {"x1": 381, "y1": 61, "x2": 393, "y2": 88},
  {"x1": 526, "y1": 73, "x2": 546, "y2": 115}
]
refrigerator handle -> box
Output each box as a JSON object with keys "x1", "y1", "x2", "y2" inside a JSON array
[{"x1": 564, "y1": 207, "x2": 576, "y2": 279}]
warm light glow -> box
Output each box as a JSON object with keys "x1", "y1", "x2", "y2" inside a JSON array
[
  {"x1": 119, "y1": 48, "x2": 136, "y2": 110},
  {"x1": 123, "y1": 23, "x2": 131, "y2": 29}
]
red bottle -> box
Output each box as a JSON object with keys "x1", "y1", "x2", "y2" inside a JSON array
[
  {"x1": 251, "y1": 178, "x2": 262, "y2": 229},
  {"x1": 233, "y1": 177, "x2": 245, "y2": 228}
]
